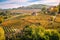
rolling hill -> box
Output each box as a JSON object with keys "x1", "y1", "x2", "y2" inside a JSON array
[{"x1": 17, "y1": 4, "x2": 50, "y2": 9}]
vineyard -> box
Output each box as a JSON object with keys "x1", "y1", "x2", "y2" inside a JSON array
[{"x1": 0, "y1": 13, "x2": 60, "y2": 40}]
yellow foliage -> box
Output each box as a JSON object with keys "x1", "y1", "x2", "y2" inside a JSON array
[{"x1": 0, "y1": 27, "x2": 5, "y2": 40}]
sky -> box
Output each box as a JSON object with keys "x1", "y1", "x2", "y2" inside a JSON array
[{"x1": 0, "y1": 0, "x2": 60, "y2": 9}]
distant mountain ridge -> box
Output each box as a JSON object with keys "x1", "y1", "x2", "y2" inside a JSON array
[
  {"x1": 16, "y1": 4, "x2": 51, "y2": 9},
  {"x1": 0, "y1": 4, "x2": 52, "y2": 10}
]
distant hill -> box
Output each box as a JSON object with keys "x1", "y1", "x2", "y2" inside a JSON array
[
  {"x1": 0, "y1": 4, "x2": 51, "y2": 10},
  {"x1": 17, "y1": 4, "x2": 51, "y2": 9},
  {"x1": 27, "y1": 4, "x2": 50, "y2": 9}
]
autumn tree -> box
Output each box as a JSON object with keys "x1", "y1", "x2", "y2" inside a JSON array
[{"x1": 0, "y1": 27, "x2": 5, "y2": 40}]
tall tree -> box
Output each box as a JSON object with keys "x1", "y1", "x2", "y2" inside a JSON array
[{"x1": 58, "y1": 3, "x2": 60, "y2": 14}]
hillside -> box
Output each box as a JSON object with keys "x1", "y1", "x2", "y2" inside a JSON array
[
  {"x1": 27, "y1": 4, "x2": 50, "y2": 9},
  {"x1": 0, "y1": 12, "x2": 60, "y2": 40},
  {"x1": 17, "y1": 4, "x2": 50, "y2": 9}
]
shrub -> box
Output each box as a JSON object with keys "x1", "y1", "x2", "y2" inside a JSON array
[
  {"x1": 45, "y1": 30, "x2": 60, "y2": 40},
  {"x1": 20, "y1": 25, "x2": 60, "y2": 40}
]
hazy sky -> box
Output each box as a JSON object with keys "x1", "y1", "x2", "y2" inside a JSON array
[{"x1": 0, "y1": 0, "x2": 60, "y2": 9}]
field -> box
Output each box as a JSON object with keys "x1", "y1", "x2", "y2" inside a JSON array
[
  {"x1": 0, "y1": 9, "x2": 60, "y2": 40},
  {"x1": 1, "y1": 13, "x2": 60, "y2": 28}
]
